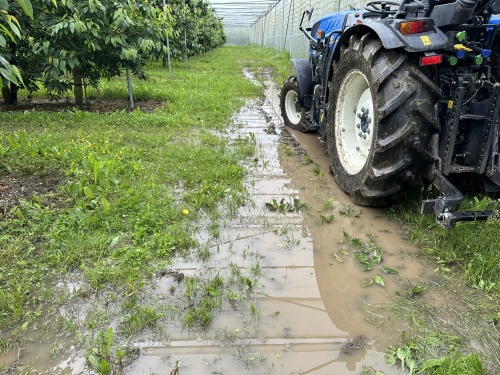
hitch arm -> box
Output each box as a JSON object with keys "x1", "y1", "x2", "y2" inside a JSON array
[{"x1": 421, "y1": 171, "x2": 497, "y2": 229}]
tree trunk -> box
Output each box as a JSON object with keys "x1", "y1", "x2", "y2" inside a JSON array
[
  {"x1": 162, "y1": 56, "x2": 167, "y2": 68},
  {"x1": 1, "y1": 82, "x2": 18, "y2": 105},
  {"x1": 10, "y1": 83, "x2": 18, "y2": 104},
  {"x1": 73, "y1": 69, "x2": 83, "y2": 105},
  {"x1": 2, "y1": 86, "x2": 12, "y2": 104}
]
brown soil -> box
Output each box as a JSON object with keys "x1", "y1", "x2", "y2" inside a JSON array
[
  {"x1": 0, "y1": 99, "x2": 166, "y2": 113},
  {"x1": 0, "y1": 173, "x2": 65, "y2": 216}
]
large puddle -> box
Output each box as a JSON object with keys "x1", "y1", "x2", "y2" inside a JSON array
[
  {"x1": 126, "y1": 72, "x2": 436, "y2": 374},
  {"x1": 2, "y1": 70, "x2": 439, "y2": 374}
]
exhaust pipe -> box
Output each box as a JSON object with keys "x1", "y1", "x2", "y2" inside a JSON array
[{"x1": 450, "y1": 0, "x2": 479, "y2": 25}]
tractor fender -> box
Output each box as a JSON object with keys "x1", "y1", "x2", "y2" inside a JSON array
[
  {"x1": 291, "y1": 58, "x2": 314, "y2": 107},
  {"x1": 332, "y1": 23, "x2": 449, "y2": 62}
]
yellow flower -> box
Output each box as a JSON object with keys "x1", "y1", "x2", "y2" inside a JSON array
[{"x1": 182, "y1": 209, "x2": 189, "y2": 215}]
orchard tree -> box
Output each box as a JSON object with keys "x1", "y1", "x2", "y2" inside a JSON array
[
  {"x1": 0, "y1": 0, "x2": 33, "y2": 104},
  {"x1": 166, "y1": 0, "x2": 225, "y2": 60},
  {"x1": 9, "y1": 0, "x2": 173, "y2": 104}
]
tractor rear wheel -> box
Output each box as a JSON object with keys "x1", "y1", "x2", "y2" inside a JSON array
[
  {"x1": 280, "y1": 77, "x2": 307, "y2": 132},
  {"x1": 327, "y1": 33, "x2": 440, "y2": 206}
]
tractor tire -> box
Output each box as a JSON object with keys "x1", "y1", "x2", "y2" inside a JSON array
[
  {"x1": 327, "y1": 33, "x2": 440, "y2": 206},
  {"x1": 280, "y1": 77, "x2": 307, "y2": 132}
]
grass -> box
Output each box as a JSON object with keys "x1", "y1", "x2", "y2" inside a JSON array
[
  {"x1": 0, "y1": 44, "x2": 292, "y2": 350},
  {"x1": 386, "y1": 189, "x2": 500, "y2": 374},
  {"x1": 390, "y1": 191, "x2": 500, "y2": 294}
]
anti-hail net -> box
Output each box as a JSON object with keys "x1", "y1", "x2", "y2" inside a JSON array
[
  {"x1": 211, "y1": 0, "x2": 366, "y2": 56},
  {"x1": 249, "y1": 0, "x2": 366, "y2": 57}
]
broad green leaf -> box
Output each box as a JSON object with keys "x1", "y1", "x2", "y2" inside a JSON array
[
  {"x1": 0, "y1": 23, "x2": 15, "y2": 41},
  {"x1": 10, "y1": 64, "x2": 23, "y2": 84},
  {"x1": 385, "y1": 354, "x2": 396, "y2": 366},
  {"x1": 0, "y1": 67, "x2": 19, "y2": 85},
  {"x1": 83, "y1": 186, "x2": 94, "y2": 199},
  {"x1": 374, "y1": 275, "x2": 385, "y2": 287},
  {"x1": 381, "y1": 266, "x2": 398, "y2": 274},
  {"x1": 411, "y1": 285, "x2": 425, "y2": 295},
  {"x1": 15, "y1": 0, "x2": 33, "y2": 18},
  {"x1": 7, "y1": 18, "x2": 20, "y2": 38},
  {"x1": 397, "y1": 345, "x2": 411, "y2": 368},
  {"x1": 361, "y1": 278, "x2": 373, "y2": 287}
]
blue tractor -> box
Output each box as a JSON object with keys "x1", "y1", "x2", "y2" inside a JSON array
[{"x1": 280, "y1": 0, "x2": 500, "y2": 229}]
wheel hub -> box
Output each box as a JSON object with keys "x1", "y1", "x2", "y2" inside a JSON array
[
  {"x1": 284, "y1": 89, "x2": 302, "y2": 126},
  {"x1": 335, "y1": 70, "x2": 374, "y2": 175}
]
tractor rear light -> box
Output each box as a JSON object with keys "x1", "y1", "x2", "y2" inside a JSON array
[
  {"x1": 420, "y1": 54, "x2": 442, "y2": 66},
  {"x1": 399, "y1": 20, "x2": 428, "y2": 35}
]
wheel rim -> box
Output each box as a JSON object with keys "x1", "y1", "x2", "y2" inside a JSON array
[
  {"x1": 284, "y1": 89, "x2": 302, "y2": 125},
  {"x1": 335, "y1": 69, "x2": 374, "y2": 175}
]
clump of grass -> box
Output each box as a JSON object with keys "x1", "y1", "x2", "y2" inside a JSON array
[
  {"x1": 390, "y1": 191, "x2": 500, "y2": 294},
  {"x1": 421, "y1": 352, "x2": 486, "y2": 375},
  {"x1": 386, "y1": 271, "x2": 500, "y2": 373}
]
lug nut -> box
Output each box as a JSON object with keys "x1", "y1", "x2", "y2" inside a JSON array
[
  {"x1": 366, "y1": 128, "x2": 370, "y2": 134},
  {"x1": 356, "y1": 146, "x2": 360, "y2": 151},
  {"x1": 367, "y1": 117, "x2": 371, "y2": 123},
  {"x1": 363, "y1": 134, "x2": 366, "y2": 139},
  {"x1": 364, "y1": 108, "x2": 369, "y2": 114},
  {"x1": 357, "y1": 113, "x2": 362, "y2": 119},
  {"x1": 356, "y1": 123, "x2": 360, "y2": 128},
  {"x1": 361, "y1": 107, "x2": 365, "y2": 112},
  {"x1": 358, "y1": 132, "x2": 363, "y2": 137},
  {"x1": 342, "y1": 128, "x2": 345, "y2": 132}
]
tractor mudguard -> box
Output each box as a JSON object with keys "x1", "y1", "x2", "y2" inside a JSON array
[
  {"x1": 333, "y1": 22, "x2": 449, "y2": 61},
  {"x1": 291, "y1": 58, "x2": 314, "y2": 107}
]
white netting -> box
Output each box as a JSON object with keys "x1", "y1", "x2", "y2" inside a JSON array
[
  {"x1": 225, "y1": 27, "x2": 251, "y2": 45},
  {"x1": 249, "y1": 0, "x2": 366, "y2": 57}
]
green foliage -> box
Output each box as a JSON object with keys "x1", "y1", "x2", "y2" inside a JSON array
[
  {"x1": 265, "y1": 198, "x2": 306, "y2": 213},
  {"x1": 390, "y1": 191, "x2": 500, "y2": 294},
  {"x1": 2, "y1": 0, "x2": 225, "y2": 101},
  {"x1": 164, "y1": 0, "x2": 226, "y2": 59},
  {"x1": 386, "y1": 330, "x2": 486, "y2": 375},
  {"x1": 0, "y1": 0, "x2": 33, "y2": 84},
  {"x1": 183, "y1": 274, "x2": 224, "y2": 330},
  {"x1": 0, "y1": 46, "x2": 291, "y2": 330},
  {"x1": 421, "y1": 352, "x2": 486, "y2": 375}
]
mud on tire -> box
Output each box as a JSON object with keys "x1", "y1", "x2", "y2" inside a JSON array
[
  {"x1": 327, "y1": 32, "x2": 441, "y2": 206},
  {"x1": 280, "y1": 76, "x2": 307, "y2": 132}
]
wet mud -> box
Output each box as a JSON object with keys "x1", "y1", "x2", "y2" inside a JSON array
[
  {"x1": 0, "y1": 99, "x2": 166, "y2": 113},
  {"x1": 1, "y1": 70, "x2": 440, "y2": 374}
]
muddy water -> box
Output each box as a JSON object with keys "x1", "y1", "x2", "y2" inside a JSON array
[{"x1": 126, "y1": 74, "x2": 434, "y2": 374}]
